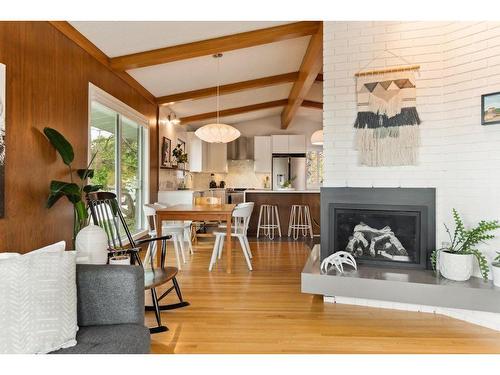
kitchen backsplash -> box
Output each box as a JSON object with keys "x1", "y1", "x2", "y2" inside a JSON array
[
  {"x1": 192, "y1": 160, "x2": 271, "y2": 189},
  {"x1": 159, "y1": 169, "x2": 185, "y2": 190}
]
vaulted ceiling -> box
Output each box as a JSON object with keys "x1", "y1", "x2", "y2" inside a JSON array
[{"x1": 67, "y1": 21, "x2": 323, "y2": 129}]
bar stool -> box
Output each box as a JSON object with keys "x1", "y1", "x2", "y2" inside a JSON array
[
  {"x1": 288, "y1": 205, "x2": 313, "y2": 240},
  {"x1": 256, "y1": 204, "x2": 282, "y2": 240}
]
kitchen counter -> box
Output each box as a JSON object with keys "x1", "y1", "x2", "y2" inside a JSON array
[
  {"x1": 244, "y1": 189, "x2": 319, "y2": 194},
  {"x1": 244, "y1": 190, "x2": 320, "y2": 236}
]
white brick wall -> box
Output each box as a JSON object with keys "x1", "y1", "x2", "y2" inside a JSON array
[{"x1": 323, "y1": 21, "x2": 500, "y2": 278}]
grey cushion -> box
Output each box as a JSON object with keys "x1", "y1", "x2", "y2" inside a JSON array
[
  {"x1": 49, "y1": 265, "x2": 150, "y2": 354},
  {"x1": 52, "y1": 324, "x2": 150, "y2": 354},
  {"x1": 76, "y1": 265, "x2": 145, "y2": 326}
]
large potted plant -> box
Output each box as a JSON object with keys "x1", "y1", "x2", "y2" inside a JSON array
[
  {"x1": 431, "y1": 209, "x2": 499, "y2": 281},
  {"x1": 492, "y1": 251, "x2": 500, "y2": 287},
  {"x1": 44, "y1": 127, "x2": 102, "y2": 245}
]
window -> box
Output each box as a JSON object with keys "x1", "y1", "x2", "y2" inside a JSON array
[
  {"x1": 89, "y1": 84, "x2": 149, "y2": 236},
  {"x1": 306, "y1": 151, "x2": 324, "y2": 190}
]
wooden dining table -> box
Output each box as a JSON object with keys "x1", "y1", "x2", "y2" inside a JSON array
[{"x1": 156, "y1": 204, "x2": 236, "y2": 273}]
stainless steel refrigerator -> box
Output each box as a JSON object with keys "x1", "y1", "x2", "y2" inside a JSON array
[{"x1": 272, "y1": 154, "x2": 306, "y2": 190}]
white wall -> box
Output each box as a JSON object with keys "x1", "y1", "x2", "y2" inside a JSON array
[{"x1": 324, "y1": 21, "x2": 500, "y2": 277}]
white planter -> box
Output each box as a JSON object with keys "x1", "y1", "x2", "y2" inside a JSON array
[
  {"x1": 75, "y1": 224, "x2": 109, "y2": 265},
  {"x1": 439, "y1": 251, "x2": 473, "y2": 281},
  {"x1": 492, "y1": 263, "x2": 500, "y2": 288},
  {"x1": 109, "y1": 255, "x2": 131, "y2": 265}
]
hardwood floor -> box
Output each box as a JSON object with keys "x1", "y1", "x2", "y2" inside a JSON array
[{"x1": 146, "y1": 239, "x2": 500, "y2": 354}]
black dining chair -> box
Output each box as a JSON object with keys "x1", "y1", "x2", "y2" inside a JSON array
[{"x1": 87, "y1": 192, "x2": 189, "y2": 334}]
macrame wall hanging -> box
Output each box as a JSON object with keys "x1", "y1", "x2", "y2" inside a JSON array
[{"x1": 354, "y1": 54, "x2": 421, "y2": 167}]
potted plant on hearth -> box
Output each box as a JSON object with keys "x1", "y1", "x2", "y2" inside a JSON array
[
  {"x1": 492, "y1": 251, "x2": 500, "y2": 287},
  {"x1": 431, "y1": 209, "x2": 499, "y2": 281}
]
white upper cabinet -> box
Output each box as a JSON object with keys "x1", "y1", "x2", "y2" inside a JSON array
[
  {"x1": 288, "y1": 135, "x2": 306, "y2": 153},
  {"x1": 254, "y1": 136, "x2": 272, "y2": 173},
  {"x1": 271, "y1": 135, "x2": 289, "y2": 153},
  {"x1": 187, "y1": 132, "x2": 207, "y2": 172},
  {"x1": 187, "y1": 132, "x2": 227, "y2": 173},
  {"x1": 271, "y1": 134, "x2": 306, "y2": 154},
  {"x1": 207, "y1": 142, "x2": 228, "y2": 173}
]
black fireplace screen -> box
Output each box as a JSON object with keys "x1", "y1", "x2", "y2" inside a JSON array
[{"x1": 334, "y1": 208, "x2": 421, "y2": 265}]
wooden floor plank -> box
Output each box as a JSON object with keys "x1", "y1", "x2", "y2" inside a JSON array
[{"x1": 146, "y1": 239, "x2": 500, "y2": 354}]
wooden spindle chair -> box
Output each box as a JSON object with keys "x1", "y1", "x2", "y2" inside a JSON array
[{"x1": 87, "y1": 192, "x2": 189, "y2": 334}]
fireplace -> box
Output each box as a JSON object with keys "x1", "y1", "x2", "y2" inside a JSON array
[{"x1": 320, "y1": 188, "x2": 435, "y2": 269}]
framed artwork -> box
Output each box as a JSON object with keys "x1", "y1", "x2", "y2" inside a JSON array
[
  {"x1": 177, "y1": 138, "x2": 186, "y2": 153},
  {"x1": 481, "y1": 92, "x2": 500, "y2": 125},
  {"x1": 161, "y1": 137, "x2": 171, "y2": 167},
  {"x1": 0, "y1": 63, "x2": 5, "y2": 217}
]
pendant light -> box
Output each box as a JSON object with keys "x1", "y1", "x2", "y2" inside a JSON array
[
  {"x1": 195, "y1": 53, "x2": 240, "y2": 144},
  {"x1": 311, "y1": 129, "x2": 324, "y2": 146}
]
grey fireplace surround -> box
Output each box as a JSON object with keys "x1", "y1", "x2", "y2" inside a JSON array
[{"x1": 320, "y1": 187, "x2": 436, "y2": 269}]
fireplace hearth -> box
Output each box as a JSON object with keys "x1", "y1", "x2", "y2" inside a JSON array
[{"x1": 320, "y1": 188, "x2": 435, "y2": 269}]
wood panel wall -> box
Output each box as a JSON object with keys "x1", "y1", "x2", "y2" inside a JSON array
[{"x1": 0, "y1": 22, "x2": 159, "y2": 253}]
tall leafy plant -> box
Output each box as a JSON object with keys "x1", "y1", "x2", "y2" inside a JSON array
[
  {"x1": 44, "y1": 127, "x2": 102, "y2": 243},
  {"x1": 431, "y1": 208, "x2": 500, "y2": 279}
]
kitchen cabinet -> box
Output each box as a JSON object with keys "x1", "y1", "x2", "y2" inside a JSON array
[
  {"x1": 254, "y1": 136, "x2": 272, "y2": 173},
  {"x1": 288, "y1": 135, "x2": 306, "y2": 153},
  {"x1": 271, "y1": 135, "x2": 289, "y2": 153},
  {"x1": 187, "y1": 132, "x2": 208, "y2": 172},
  {"x1": 187, "y1": 132, "x2": 227, "y2": 172},
  {"x1": 207, "y1": 142, "x2": 227, "y2": 173},
  {"x1": 271, "y1": 134, "x2": 306, "y2": 154}
]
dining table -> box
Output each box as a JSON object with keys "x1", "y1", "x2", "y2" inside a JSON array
[{"x1": 155, "y1": 203, "x2": 237, "y2": 273}]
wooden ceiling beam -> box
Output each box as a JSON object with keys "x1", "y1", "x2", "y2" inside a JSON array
[
  {"x1": 179, "y1": 99, "x2": 288, "y2": 124},
  {"x1": 48, "y1": 21, "x2": 157, "y2": 104},
  {"x1": 301, "y1": 100, "x2": 323, "y2": 109},
  {"x1": 281, "y1": 23, "x2": 323, "y2": 129},
  {"x1": 110, "y1": 21, "x2": 321, "y2": 71},
  {"x1": 157, "y1": 72, "x2": 299, "y2": 105},
  {"x1": 157, "y1": 72, "x2": 323, "y2": 105},
  {"x1": 179, "y1": 99, "x2": 322, "y2": 124}
]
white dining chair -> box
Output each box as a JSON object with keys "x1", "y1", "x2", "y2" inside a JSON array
[
  {"x1": 209, "y1": 202, "x2": 254, "y2": 271},
  {"x1": 143, "y1": 203, "x2": 189, "y2": 270}
]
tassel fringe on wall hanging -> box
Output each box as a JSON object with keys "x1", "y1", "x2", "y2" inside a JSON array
[{"x1": 354, "y1": 65, "x2": 421, "y2": 167}]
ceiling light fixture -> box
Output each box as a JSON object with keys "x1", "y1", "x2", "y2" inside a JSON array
[
  {"x1": 311, "y1": 129, "x2": 324, "y2": 146},
  {"x1": 168, "y1": 113, "x2": 181, "y2": 125},
  {"x1": 195, "y1": 53, "x2": 240, "y2": 144}
]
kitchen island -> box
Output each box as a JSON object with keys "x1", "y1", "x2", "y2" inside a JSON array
[{"x1": 244, "y1": 190, "x2": 320, "y2": 236}]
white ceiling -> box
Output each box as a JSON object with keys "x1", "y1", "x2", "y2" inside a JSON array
[
  {"x1": 128, "y1": 37, "x2": 311, "y2": 96},
  {"x1": 70, "y1": 21, "x2": 323, "y2": 125},
  {"x1": 69, "y1": 21, "x2": 291, "y2": 57},
  {"x1": 171, "y1": 83, "x2": 293, "y2": 117}
]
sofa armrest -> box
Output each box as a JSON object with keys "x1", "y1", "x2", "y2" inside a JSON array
[{"x1": 76, "y1": 264, "x2": 144, "y2": 327}]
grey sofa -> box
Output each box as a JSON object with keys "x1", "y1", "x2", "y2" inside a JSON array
[{"x1": 52, "y1": 264, "x2": 150, "y2": 354}]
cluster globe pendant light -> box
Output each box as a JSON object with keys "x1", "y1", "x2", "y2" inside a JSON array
[{"x1": 195, "y1": 53, "x2": 240, "y2": 143}]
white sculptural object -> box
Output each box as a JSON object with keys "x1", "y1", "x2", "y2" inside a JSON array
[{"x1": 320, "y1": 251, "x2": 357, "y2": 274}]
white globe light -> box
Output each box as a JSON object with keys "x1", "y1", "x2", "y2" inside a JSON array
[
  {"x1": 195, "y1": 123, "x2": 241, "y2": 143},
  {"x1": 311, "y1": 129, "x2": 324, "y2": 146}
]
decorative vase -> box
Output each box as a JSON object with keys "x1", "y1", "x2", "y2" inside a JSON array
[
  {"x1": 439, "y1": 251, "x2": 473, "y2": 281},
  {"x1": 75, "y1": 224, "x2": 108, "y2": 265},
  {"x1": 492, "y1": 263, "x2": 500, "y2": 288},
  {"x1": 109, "y1": 255, "x2": 131, "y2": 265}
]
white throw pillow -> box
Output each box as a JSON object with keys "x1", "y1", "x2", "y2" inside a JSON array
[{"x1": 0, "y1": 242, "x2": 78, "y2": 354}]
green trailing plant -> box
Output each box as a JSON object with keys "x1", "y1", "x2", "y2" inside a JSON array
[
  {"x1": 172, "y1": 144, "x2": 188, "y2": 164},
  {"x1": 44, "y1": 127, "x2": 103, "y2": 244},
  {"x1": 494, "y1": 251, "x2": 500, "y2": 267},
  {"x1": 281, "y1": 176, "x2": 296, "y2": 189},
  {"x1": 431, "y1": 208, "x2": 500, "y2": 280}
]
